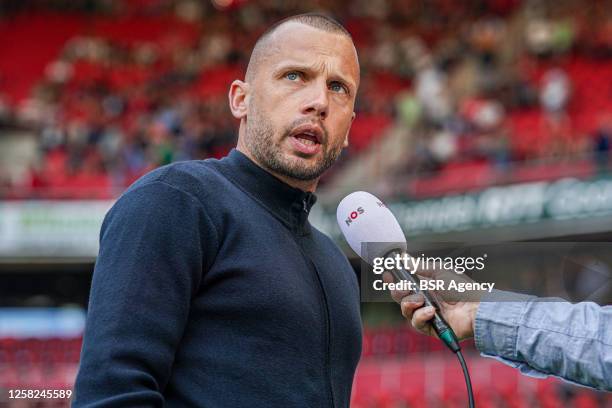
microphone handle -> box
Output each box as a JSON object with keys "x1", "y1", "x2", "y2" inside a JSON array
[{"x1": 386, "y1": 252, "x2": 461, "y2": 353}]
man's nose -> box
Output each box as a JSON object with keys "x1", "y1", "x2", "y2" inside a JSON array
[{"x1": 302, "y1": 80, "x2": 329, "y2": 120}]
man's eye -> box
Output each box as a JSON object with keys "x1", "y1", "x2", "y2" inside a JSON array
[
  {"x1": 330, "y1": 82, "x2": 348, "y2": 94},
  {"x1": 286, "y1": 72, "x2": 300, "y2": 81}
]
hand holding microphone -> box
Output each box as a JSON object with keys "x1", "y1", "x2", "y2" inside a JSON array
[
  {"x1": 337, "y1": 191, "x2": 612, "y2": 394},
  {"x1": 382, "y1": 269, "x2": 479, "y2": 341},
  {"x1": 337, "y1": 191, "x2": 476, "y2": 407},
  {"x1": 336, "y1": 191, "x2": 480, "y2": 350}
]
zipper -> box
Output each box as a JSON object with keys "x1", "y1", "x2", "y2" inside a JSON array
[
  {"x1": 307, "y1": 257, "x2": 335, "y2": 408},
  {"x1": 302, "y1": 193, "x2": 314, "y2": 214},
  {"x1": 295, "y1": 194, "x2": 333, "y2": 406},
  {"x1": 296, "y1": 240, "x2": 335, "y2": 408}
]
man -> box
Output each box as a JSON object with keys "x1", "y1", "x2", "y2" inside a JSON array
[
  {"x1": 73, "y1": 14, "x2": 362, "y2": 407},
  {"x1": 385, "y1": 271, "x2": 612, "y2": 391}
]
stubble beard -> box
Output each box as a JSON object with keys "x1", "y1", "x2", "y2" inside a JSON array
[{"x1": 244, "y1": 103, "x2": 343, "y2": 182}]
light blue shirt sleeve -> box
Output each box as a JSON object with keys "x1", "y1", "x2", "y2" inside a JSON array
[{"x1": 474, "y1": 291, "x2": 612, "y2": 391}]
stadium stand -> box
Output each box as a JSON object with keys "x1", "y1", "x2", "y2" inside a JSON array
[{"x1": 1, "y1": 0, "x2": 610, "y2": 200}]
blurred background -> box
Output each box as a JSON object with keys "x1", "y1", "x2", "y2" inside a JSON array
[{"x1": 1, "y1": 0, "x2": 612, "y2": 406}]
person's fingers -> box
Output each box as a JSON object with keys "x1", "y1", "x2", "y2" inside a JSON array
[
  {"x1": 400, "y1": 293, "x2": 425, "y2": 320},
  {"x1": 383, "y1": 272, "x2": 413, "y2": 303},
  {"x1": 411, "y1": 306, "x2": 436, "y2": 335},
  {"x1": 390, "y1": 289, "x2": 412, "y2": 304},
  {"x1": 382, "y1": 271, "x2": 394, "y2": 284}
]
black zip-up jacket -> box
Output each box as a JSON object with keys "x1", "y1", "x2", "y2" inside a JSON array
[{"x1": 73, "y1": 149, "x2": 362, "y2": 407}]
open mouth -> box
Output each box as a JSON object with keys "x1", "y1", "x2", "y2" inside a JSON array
[
  {"x1": 289, "y1": 125, "x2": 324, "y2": 155},
  {"x1": 293, "y1": 132, "x2": 320, "y2": 146}
]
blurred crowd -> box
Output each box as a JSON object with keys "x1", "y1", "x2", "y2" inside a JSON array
[
  {"x1": 0, "y1": 0, "x2": 611, "y2": 198},
  {"x1": 395, "y1": 0, "x2": 612, "y2": 178}
]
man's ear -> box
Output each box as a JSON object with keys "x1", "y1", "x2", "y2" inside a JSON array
[
  {"x1": 229, "y1": 80, "x2": 249, "y2": 120},
  {"x1": 343, "y1": 112, "x2": 356, "y2": 148}
]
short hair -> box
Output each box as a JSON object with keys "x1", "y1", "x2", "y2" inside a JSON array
[{"x1": 245, "y1": 13, "x2": 353, "y2": 82}]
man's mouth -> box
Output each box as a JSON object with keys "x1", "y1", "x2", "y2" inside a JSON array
[
  {"x1": 288, "y1": 124, "x2": 324, "y2": 155},
  {"x1": 293, "y1": 133, "x2": 319, "y2": 146}
]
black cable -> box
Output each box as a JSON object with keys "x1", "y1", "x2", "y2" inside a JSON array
[
  {"x1": 456, "y1": 350, "x2": 475, "y2": 408},
  {"x1": 386, "y1": 254, "x2": 475, "y2": 406}
]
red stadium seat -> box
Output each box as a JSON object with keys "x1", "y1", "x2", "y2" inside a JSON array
[{"x1": 349, "y1": 114, "x2": 392, "y2": 152}]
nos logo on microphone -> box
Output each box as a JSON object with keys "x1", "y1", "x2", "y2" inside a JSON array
[{"x1": 345, "y1": 207, "x2": 365, "y2": 226}]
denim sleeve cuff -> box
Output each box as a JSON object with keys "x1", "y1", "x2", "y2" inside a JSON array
[
  {"x1": 479, "y1": 353, "x2": 549, "y2": 379},
  {"x1": 474, "y1": 289, "x2": 535, "y2": 360}
]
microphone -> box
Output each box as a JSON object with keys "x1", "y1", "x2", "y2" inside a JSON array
[
  {"x1": 337, "y1": 191, "x2": 476, "y2": 407},
  {"x1": 336, "y1": 191, "x2": 460, "y2": 353}
]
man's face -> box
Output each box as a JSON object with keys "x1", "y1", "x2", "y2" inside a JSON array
[{"x1": 243, "y1": 23, "x2": 359, "y2": 181}]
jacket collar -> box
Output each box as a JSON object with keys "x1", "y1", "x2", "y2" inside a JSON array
[{"x1": 217, "y1": 149, "x2": 317, "y2": 235}]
